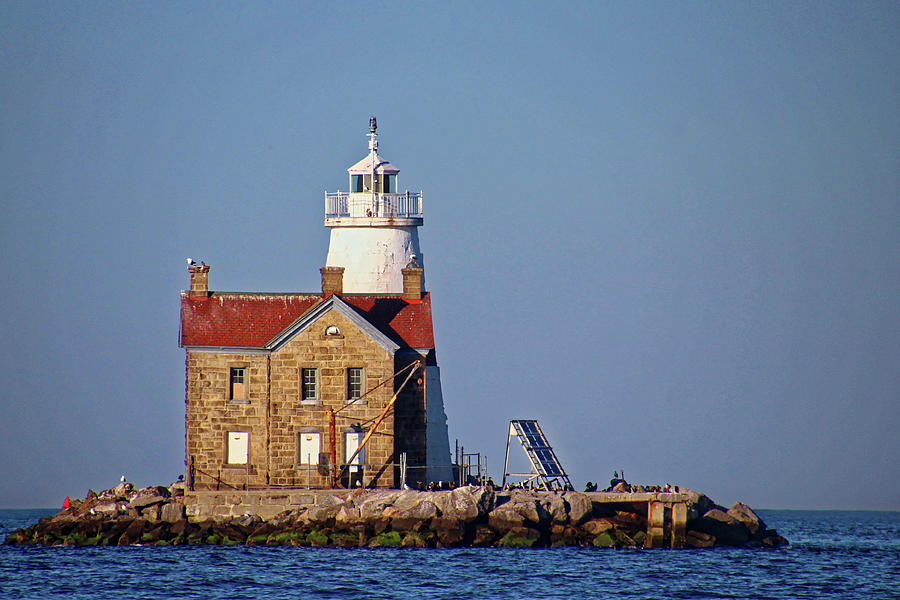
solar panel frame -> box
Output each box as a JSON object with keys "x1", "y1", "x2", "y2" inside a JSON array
[{"x1": 506, "y1": 419, "x2": 572, "y2": 489}]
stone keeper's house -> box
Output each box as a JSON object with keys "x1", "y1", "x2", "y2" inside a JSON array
[{"x1": 179, "y1": 119, "x2": 452, "y2": 491}]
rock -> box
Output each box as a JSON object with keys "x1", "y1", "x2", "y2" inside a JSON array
[
  {"x1": 168, "y1": 519, "x2": 189, "y2": 536},
  {"x1": 550, "y1": 525, "x2": 582, "y2": 547},
  {"x1": 390, "y1": 489, "x2": 422, "y2": 512},
  {"x1": 334, "y1": 505, "x2": 361, "y2": 529},
  {"x1": 160, "y1": 502, "x2": 186, "y2": 523},
  {"x1": 612, "y1": 510, "x2": 645, "y2": 528},
  {"x1": 234, "y1": 514, "x2": 259, "y2": 529},
  {"x1": 498, "y1": 526, "x2": 541, "y2": 547},
  {"x1": 462, "y1": 485, "x2": 496, "y2": 515},
  {"x1": 117, "y1": 519, "x2": 147, "y2": 545},
  {"x1": 613, "y1": 530, "x2": 637, "y2": 547},
  {"x1": 686, "y1": 530, "x2": 715, "y2": 548},
  {"x1": 431, "y1": 517, "x2": 466, "y2": 546},
  {"x1": 593, "y1": 531, "x2": 616, "y2": 547},
  {"x1": 505, "y1": 492, "x2": 548, "y2": 525},
  {"x1": 681, "y1": 489, "x2": 716, "y2": 521},
  {"x1": 92, "y1": 501, "x2": 120, "y2": 515},
  {"x1": 726, "y1": 502, "x2": 766, "y2": 537},
  {"x1": 441, "y1": 488, "x2": 481, "y2": 521},
  {"x1": 760, "y1": 529, "x2": 789, "y2": 547},
  {"x1": 358, "y1": 492, "x2": 399, "y2": 521},
  {"x1": 391, "y1": 500, "x2": 438, "y2": 532},
  {"x1": 536, "y1": 492, "x2": 568, "y2": 524},
  {"x1": 472, "y1": 525, "x2": 498, "y2": 547},
  {"x1": 582, "y1": 518, "x2": 615, "y2": 535},
  {"x1": 694, "y1": 509, "x2": 750, "y2": 546},
  {"x1": 487, "y1": 506, "x2": 525, "y2": 534},
  {"x1": 112, "y1": 482, "x2": 134, "y2": 500},
  {"x1": 368, "y1": 531, "x2": 402, "y2": 547},
  {"x1": 401, "y1": 531, "x2": 429, "y2": 547},
  {"x1": 307, "y1": 502, "x2": 343, "y2": 526},
  {"x1": 130, "y1": 487, "x2": 170, "y2": 509},
  {"x1": 562, "y1": 492, "x2": 593, "y2": 524}
]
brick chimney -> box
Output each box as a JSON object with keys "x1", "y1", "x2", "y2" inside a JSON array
[
  {"x1": 188, "y1": 263, "x2": 210, "y2": 298},
  {"x1": 320, "y1": 266, "x2": 345, "y2": 296},
  {"x1": 401, "y1": 266, "x2": 423, "y2": 301}
]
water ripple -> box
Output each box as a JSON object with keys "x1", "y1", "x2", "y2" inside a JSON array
[{"x1": 2, "y1": 510, "x2": 899, "y2": 599}]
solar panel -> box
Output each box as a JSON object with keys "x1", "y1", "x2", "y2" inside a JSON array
[{"x1": 503, "y1": 419, "x2": 573, "y2": 490}]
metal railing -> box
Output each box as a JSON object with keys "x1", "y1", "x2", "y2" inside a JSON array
[{"x1": 325, "y1": 191, "x2": 423, "y2": 219}]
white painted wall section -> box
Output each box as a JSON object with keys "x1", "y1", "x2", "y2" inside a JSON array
[
  {"x1": 425, "y1": 365, "x2": 453, "y2": 483},
  {"x1": 325, "y1": 226, "x2": 424, "y2": 294}
]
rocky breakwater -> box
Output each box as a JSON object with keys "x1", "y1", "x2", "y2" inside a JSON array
[{"x1": 5, "y1": 485, "x2": 787, "y2": 548}]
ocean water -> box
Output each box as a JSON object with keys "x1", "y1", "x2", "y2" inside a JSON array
[{"x1": 1, "y1": 509, "x2": 898, "y2": 599}]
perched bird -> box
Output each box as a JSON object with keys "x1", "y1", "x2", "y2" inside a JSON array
[
  {"x1": 120, "y1": 475, "x2": 126, "y2": 483},
  {"x1": 187, "y1": 258, "x2": 195, "y2": 266}
]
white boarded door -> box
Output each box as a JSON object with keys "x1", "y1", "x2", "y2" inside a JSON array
[{"x1": 227, "y1": 432, "x2": 249, "y2": 464}]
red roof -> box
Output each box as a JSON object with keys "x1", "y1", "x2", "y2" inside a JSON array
[{"x1": 180, "y1": 292, "x2": 435, "y2": 349}]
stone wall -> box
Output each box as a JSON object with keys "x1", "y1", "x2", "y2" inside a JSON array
[{"x1": 184, "y1": 489, "x2": 341, "y2": 520}]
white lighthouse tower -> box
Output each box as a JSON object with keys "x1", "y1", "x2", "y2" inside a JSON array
[
  {"x1": 324, "y1": 117, "x2": 424, "y2": 293},
  {"x1": 325, "y1": 117, "x2": 452, "y2": 484}
]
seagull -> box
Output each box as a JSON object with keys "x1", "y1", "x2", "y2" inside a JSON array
[
  {"x1": 186, "y1": 258, "x2": 195, "y2": 266},
  {"x1": 120, "y1": 475, "x2": 126, "y2": 483}
]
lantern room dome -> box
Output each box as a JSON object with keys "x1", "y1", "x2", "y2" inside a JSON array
[{"x1": 347, "y1": 153, "x2": 399, "y2": 174}]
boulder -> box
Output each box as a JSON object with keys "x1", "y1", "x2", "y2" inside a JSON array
[
  {"x1": 431, "y1": 517, "x2": 466, "y2": 546},
  {"x1": 92, "y1": 501, "x2": 121, "y2": 515},
  {"x1": 726, "y1": 502, "x2": 766, "y2": 536},
  {"x1": 160, "y1": 502, "x2": 186, "y2": 523},
  {"x1": 441, "y1": 488, "x2": 482, "y2": 521},
  {"x1": 472, "y1": 525, "x2": 498, "y2": 547},
  {"x1": 759, "y1": 529, "x2": 789, "y2": 547},
  {"x1": 535, "y1": 492, "x2": 568, "y2": 524},
  {"x1": 686, "y1": 530, "x2": 715, "y2": 548},
  {"x1": 390, "y1": 500, "x2": 438, "y2": 532},
  {"x1": 401, "y1": 531, "x2": 429, "y2": 547},
  {"x1": 358, "y1": 492, "x2": 400, "y2": 521},
  {"x1": 681, "y1": 489, "x2": 716, "y2": 521},
  {"x1": 487, "y1": 506, "x2": 525, "y2": 534},
  {"x1": 334, "y1": 505, "x2": 361, "y2": 529},
  {"x1": 112, "y1": 482, "x2": 134, "y2": 500},
  {"x1": 694, "y1": 509, "x2": 750, "y2": 546},
  {"x1": 582, "y1": 518, "x2": 615, "y2": 535},
  {"x1": 117, "y1": 519, "x2": 147, "y2": 545},
  {"x1": 306, "y1": 502, "x2": 343, "y2": 527},
  {"x1": 504, "y1": 492, "x2": 548, "y2": 525},
  {"x1": 498, "y1": 526, "x2": 541, "y2": 548},
  {"x1": 612, "y1": 510, "x2": 645, "y2": 528},
  {"x1": 562, "y1": 492, "x2": 593, "y2": 524},
  {"x1": 130, "y1": 487, "x2": 170, "y2": 509}
]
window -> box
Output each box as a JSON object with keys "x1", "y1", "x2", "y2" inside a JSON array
[
  {"x1": 229, "y1": 367, "x2": 246, "y2": 401},
  {"x1": 227, "y1": 432, "x2": 249, "y2": 464},
  {"x1": 352, "y1": 174, "x2": 364, "y2": 193},
  {"x1": 301, "y1": 368, "x2": 318, "y2": 402},
  {"x1": 298, "y1": 432, "x2": 321, "y2": 465},
  {"x1": 347, "y1": 368, "x2": 363, "y2": 402}
]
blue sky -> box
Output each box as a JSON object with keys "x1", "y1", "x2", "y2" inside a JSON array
[{"x1": 1, "y1": 2, "x2": 898, "y2": 509}]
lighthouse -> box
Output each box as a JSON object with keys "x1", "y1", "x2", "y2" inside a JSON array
[
  {"x1": 324, "y1": 117, "x2": 425, "y2": 293},
  {"x1": 325, "y1": 117, "x2": 452, "y2": 484}
]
